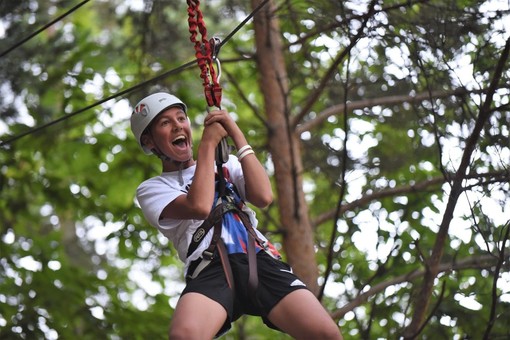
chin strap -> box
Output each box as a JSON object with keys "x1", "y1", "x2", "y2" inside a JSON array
[
  {"x1": 151, "y1": 148, "x2": 190, "y2": 186},
  {"x1": 177, "y1": 161, "x2": 186, "y2": 186}
]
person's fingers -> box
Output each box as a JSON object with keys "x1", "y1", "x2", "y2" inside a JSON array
[
  {"x1": 204, "y1": 109, "x2": 229, "y2": 125},
  {"x1": 203, "y1": 121, "x2": 228, "y2": 141}
]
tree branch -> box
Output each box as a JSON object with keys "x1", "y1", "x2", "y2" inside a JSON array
[
  {"x1": 296, "y1": 87, "x2": 471, "y2": 135},
  {"x1": 312, "y1": 171, "x2": 509, "y2": 229},
  {"x1": 403, "y1": 36, "x2": 510, "y2": 338},
  {"x1": 483, "y1": 223, "x2": 510, "y2": 340},
  {"x1": 290, "y1": 0, "x2": 378, "y2": 129},
  {"x1": 312, "y1": 175, "x2": 444, "y2": 228},
  {"x1": 312, "y1": 171, "x2": 510, "y2": 228},
  {"x1": 331, "y1": 253, "x2": 510, "y2": 320}
]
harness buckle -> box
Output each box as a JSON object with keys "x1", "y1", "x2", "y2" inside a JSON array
[{"x1": 202, "y1": 250, "x2": 214, "y2": 261}]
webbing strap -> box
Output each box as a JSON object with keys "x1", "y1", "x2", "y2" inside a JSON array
[
  {"x1": 247, "y1": 232, "x2": 259, "y2": 295},
  {"x1": 217, "y1": 163, "x2": 227, "y2": 198},
  {"x1": 217, "y1": 238, "x2": 235, "y2": 294},
  {"x1": 236, "y1": 209, "x2": 267, "y2": 248},
  {"x1": 206, "y1": 217, "x2": 223, "y2": 259},
  {"x1": 186, "y1": 201, "x2": 238, "y2": 258}
]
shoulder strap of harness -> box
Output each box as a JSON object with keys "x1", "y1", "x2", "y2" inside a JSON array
[
  {"x1": 186, "y1": 200, "x2": 237, "y2": 258},
  {"x1": 186, "y1": 199, "x2": 267, "y2": 259}
]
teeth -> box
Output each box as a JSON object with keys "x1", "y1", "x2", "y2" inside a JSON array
[{"x1": 173, "y1": 136, "x2": 186, "y2": 143}]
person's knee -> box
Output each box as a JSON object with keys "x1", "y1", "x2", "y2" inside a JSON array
[
  {"x1": 168, "y1": 323, "x2": 202, "y2": 340},
  {"x1": 169, "y1": 320, "x2": 222, "y2": 340},
  {"x1": 168, "y1": 324, "x2": 189, "y2": 340},
  {"x1": 321, "y1": 326, "x2": 343, "y2": 340},
  {"x1": 297, "y1": 328, "x2": 341, "y2": 340},
  {"x1": 296, "y1": 320, "x2": 342, "y2": 340}
]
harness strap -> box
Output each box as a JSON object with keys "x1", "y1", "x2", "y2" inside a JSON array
[
  {"x1": 217, "y1": 238, "x2": 235, "y2": 294},
  {"x1": 187, "y1": 205, "x2": 223, "y2": 280},
  {"x1": 186, "y1": 201, "x2": 237, "y2": 258},
  {"x1": 185, "y1": 164, "x2": 272, "y2": 296},
  {"x1": 205, "y1": 212, "x2": 223, "y2": 258},
  {"x1": 247, "y1": 232, "x2": 259, "y2": 295},
  {"x1": 235, "y1": 208, "x2": 268, "y2": 248},
  {"x1": 216, "y1": 161, "x2": 227, "y2": 198}
]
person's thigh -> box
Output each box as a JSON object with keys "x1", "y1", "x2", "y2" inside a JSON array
[
  {"x1": 169, "y1": 292, "x2": 227, "y2": 340},
  {"x1": 267, "y1": 289, "x2": 343, "y2": 340}
]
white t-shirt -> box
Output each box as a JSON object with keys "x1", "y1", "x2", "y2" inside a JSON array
[{"x1": 136, "y1": 155, "x2": 271, "y2": 271}]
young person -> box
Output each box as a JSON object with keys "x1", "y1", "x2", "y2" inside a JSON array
[{"x1": 130, "y1": 92, "x2": 343, "y2": 339}]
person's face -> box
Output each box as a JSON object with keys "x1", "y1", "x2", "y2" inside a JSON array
[{"x1": 142, "y1": 106, "x2": 193, "y2": 162}]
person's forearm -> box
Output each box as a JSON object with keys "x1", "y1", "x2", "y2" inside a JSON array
[
  {"x1": 229, "y1": 128, "x2": 273, "y2": 207},
  {"x1": 241, "y1": 154, "x2": 273, "y2": 208},
  {"x1": 185, "y1": 139, "x2": 218, "y2": 217}
]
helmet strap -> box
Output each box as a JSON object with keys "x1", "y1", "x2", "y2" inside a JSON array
[
  {"x1": 151, "y1": 147, "x2": 172, "y2": 162},
  {"x1": 151, "y1": 147, "x2": 191, "y2": 186}
]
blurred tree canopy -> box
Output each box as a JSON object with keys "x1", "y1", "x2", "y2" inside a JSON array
[{"x1": 1, "y1": 0, "x2": 509, "y2": 339}]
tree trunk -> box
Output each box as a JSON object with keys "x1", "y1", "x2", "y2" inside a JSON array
[{"x1": 250, "y1": 0, "x2": 319, "y2": 294}]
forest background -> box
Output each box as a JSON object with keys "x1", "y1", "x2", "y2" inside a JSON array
[{"x1": 1, "y1": 0, "x2": 509, "y2": 339}]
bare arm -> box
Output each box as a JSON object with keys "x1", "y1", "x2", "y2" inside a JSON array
[{"x1": 205, "y1": 110, "x2": 273, "y2": 208}]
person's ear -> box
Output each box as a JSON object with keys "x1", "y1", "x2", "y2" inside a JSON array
[{"x1": 141, "y1": 133, "x2": 155, "y2": 150}]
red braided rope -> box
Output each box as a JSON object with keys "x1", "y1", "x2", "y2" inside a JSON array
[{"x1": 187, "y1": 0, "x2": 222, "y2": 107}]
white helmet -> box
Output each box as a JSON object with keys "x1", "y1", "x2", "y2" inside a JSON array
[{"x1": 130, "y1": 92, "x2": 187, "y2": 154}]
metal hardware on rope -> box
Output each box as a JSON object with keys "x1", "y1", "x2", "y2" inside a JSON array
[
  {"x1": 187, "y1": 0, "x2": 228, "y2": 171},
  {"x1": 209, "y1": 37, "x2": 229, "y2": 166},
  {"x1": 187, "y1": 0, "x2": 222, "y2": 108}
]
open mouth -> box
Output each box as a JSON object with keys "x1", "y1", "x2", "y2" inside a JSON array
[{"x1": 172, "y1": 135, "x2": 187, "y2": 148}]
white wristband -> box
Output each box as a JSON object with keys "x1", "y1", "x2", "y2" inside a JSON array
[
  {"x1": 238, "y1": 149, "x2": 254, "y2": 162},
  {"x1": 236, "y1": 145, "x2": 252, "y2": 158}
]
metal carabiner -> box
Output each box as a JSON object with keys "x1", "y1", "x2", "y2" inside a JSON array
[
  {"x1": 210, "y1": 37, "x2": 222, "y2": 59},
  {"x1": 210, "y1": 37, "x2": 222, "y2": 83}
]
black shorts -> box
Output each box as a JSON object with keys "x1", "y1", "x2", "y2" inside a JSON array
[{"x1": 181, "y1": 251, "x2": 308, "y2": 337}]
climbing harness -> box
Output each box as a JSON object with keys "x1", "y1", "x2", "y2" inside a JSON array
[
  {"x1": 185, "y1": 0, "x2": 276, "y2": 301},
  {"x1": 185, "y1": 185, "x2": 273, "y2": 297}
]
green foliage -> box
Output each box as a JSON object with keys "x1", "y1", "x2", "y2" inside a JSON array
[{"x1": 1, "y1": 0, "x2": 509, "y2": 339}]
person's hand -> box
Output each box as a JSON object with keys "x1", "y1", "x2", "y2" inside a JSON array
[
  {"x1": 204, "y1": 109, "x2": 240, "y2": 137},
  {"x1": 201, "y1": 119, "x2": 228, "y2": 146}
]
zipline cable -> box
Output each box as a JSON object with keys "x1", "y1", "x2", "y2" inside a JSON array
[
  {"x1": 0, "y1": 0, "x2": 91, "y2": 58},
  {"x1": 0, "y1": 0, "x2": 270, "y2": 148},
  {"x1": 217, "y1": 0, "x2": 269, "y2": 50},
  {"x1": 0, "y1": 60, "x2": 196, "y2": 147}
]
